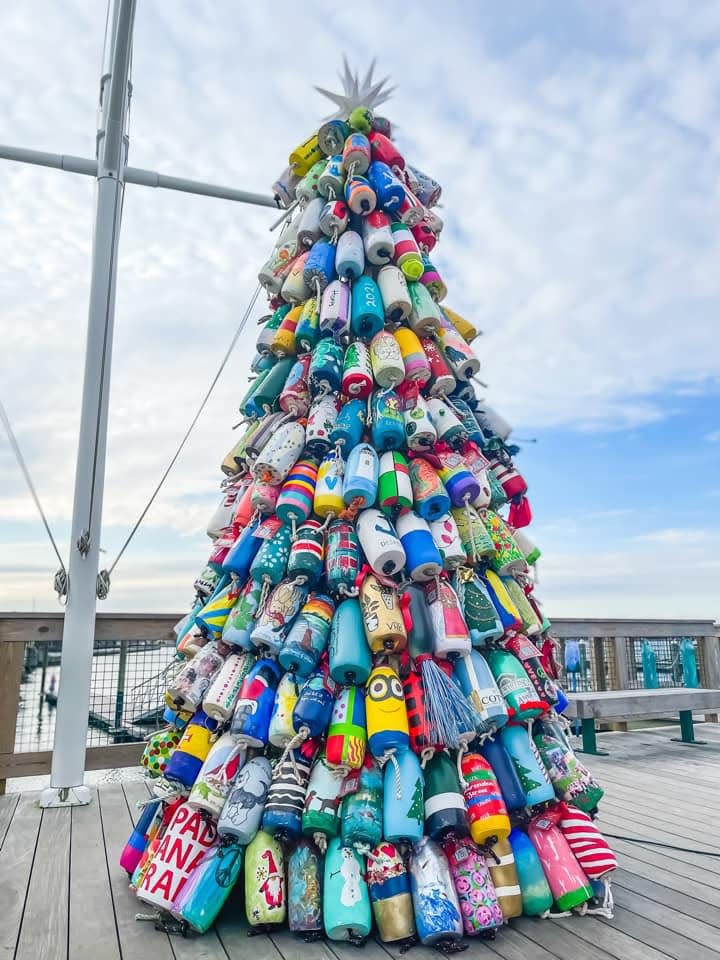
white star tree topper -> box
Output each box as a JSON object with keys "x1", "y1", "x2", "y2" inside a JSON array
[{"x1": 315, "y1": 57, "x2": 395, "y2": 119}]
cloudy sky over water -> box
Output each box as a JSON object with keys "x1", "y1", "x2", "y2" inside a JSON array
[{"x1": 1, "y1": 1, "x2": 719, "y2": 619}]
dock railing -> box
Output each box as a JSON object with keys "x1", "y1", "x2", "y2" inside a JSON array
[
  {"x1": 0, "y1": 613, "x2": 178, "y2": 792},
  {"x1": 1, "y1": 613, "x2": 718, "y2": 791}
]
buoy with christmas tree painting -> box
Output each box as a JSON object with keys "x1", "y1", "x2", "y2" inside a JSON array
[{"x1": 120, "y1": 59, "x2": 616, "y2": 945}]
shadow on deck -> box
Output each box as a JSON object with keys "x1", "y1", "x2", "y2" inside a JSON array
[{"x1": 1, "y1": 725, "x2": 719, "y2": 960}]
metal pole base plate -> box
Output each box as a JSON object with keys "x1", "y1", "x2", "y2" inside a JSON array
[
  {"x1": 670, "y1": 738, "x2": 708, "y2": 746},
  {"x1": 39, "y1": 785, "x2": 92, "y2": 808}
]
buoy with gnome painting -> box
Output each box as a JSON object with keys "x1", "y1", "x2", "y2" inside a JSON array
[{"x1": 123, "y1": 59, "x2": 614, "y2": 944}]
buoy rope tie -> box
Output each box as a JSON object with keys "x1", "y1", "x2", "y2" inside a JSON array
[
  {"x1": 136, "y1": 793, "x2": 164, "y2": 809},
  {"x1": 455, "y1": 733, "x2": 474, "y2": 780},
  {"x1": 319, "y1": 512, "x2": 335, "y2": 532},
  {"x1": 255, "y1": 579, "x2": 271, "y2": 618},
  {"x1": 280, "y1": 726, "x2": 309, "y2": 783},
  {"x1": 456, "y1": 743, "x2": 466, "y2": 781},
  {"x1": 99, "y1": 284, "x2": 262, "y2": 596},
  {"x1": 390, "y1": 751, "x2": 402, "y2": 800}
]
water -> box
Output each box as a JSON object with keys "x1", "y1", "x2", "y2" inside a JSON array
[{"x1": 15, "y1": 647, "x2": 176, "y2": 753}]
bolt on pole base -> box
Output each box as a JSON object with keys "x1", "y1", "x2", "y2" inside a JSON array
[{"x1": 39, "y1": 784, "x2": 92, "y2": 808}]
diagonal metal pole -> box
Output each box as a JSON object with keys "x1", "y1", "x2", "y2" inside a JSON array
[{"x1": 39, "y1": 0, "x2": 136, "y2": 807}]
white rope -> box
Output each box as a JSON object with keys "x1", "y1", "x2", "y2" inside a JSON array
[
  {"x1": 0, "y1": 397, "x2": 68, "y2": 602},
  {"x1": 98, "y1": 284, "x2": 262, "y2": 596}
]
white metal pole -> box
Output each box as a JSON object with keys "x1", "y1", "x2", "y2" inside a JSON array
[
  {"x1": 40, "y1": 0, "x2": 136, "y2": 808},
  {"x1": 0, "y1": 147, "x2": 279, "y2": 209}
]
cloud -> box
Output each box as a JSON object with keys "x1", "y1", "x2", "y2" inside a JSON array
[
  {"x1": 536, "y1": 536, "x2": 720, "y2": 619},
  {"x1": 705, "y1": 430, "x2": 720, "y2": 443},
  {"x1": 633, "y1": 527, "x2": 715, "y2": 545},
  {"x1": 1, "y1": 0, "x2": 719, "y2": 614}
]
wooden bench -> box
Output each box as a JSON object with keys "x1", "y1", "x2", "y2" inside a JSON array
[{"x1": 566, "y1": 688, "x2": 720, "y2": 754}]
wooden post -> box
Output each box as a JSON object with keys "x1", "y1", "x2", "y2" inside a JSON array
[
  {"x1": 113, "y1": 638, "x2": 128, "y2": 740},
  {"x1": 612, "y1": 637, "x2": 632, "y2": 688},
  {"x1": 592, "y1": 637, "x2": 607, "y2": 691},
  {"x1": 609, "y1": 636, "x2": 631, "y2": 731},
  {"x1": 699, "y1": 633, "x2": 720, "y2": 722},
  {"x1": 0, "y1": 640, "x2": 28, "y2": 794},
  {"x1": 37, "y1": 644, "x2": 49, "y2": 721}
]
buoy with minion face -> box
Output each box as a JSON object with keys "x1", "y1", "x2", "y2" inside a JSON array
[{"x1": 366, "y1": 664, "x2": 409, "y2": 760}]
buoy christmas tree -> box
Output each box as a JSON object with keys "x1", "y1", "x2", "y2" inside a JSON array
[{"x1": 124, "y1": 63, "x2": 617, "y2": 943}]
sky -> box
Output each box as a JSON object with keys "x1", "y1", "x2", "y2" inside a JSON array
[{"x1": 1, "y1": 1, "x2": 719, "y2": 620}]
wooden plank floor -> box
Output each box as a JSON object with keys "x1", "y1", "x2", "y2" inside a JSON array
[{"x1": 1, "y1": 726, "x2": 719, "y2": 960}]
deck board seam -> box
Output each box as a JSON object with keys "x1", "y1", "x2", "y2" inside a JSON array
[
  {"x1": 547, "y1": 915, "x2": 677, "y2": 960},
  {"x1": 210, "y1": 928, "x2": 233, "y2": 960},
  {"x1": 0, "y1": 793, "x2": 20, "y2": 851},
  {"x1": 216, "y1": 925, "x2": 284, "y2": 960},
  {"x1": 613, "y1": 852, "x2": 720, "y2": 904},
  {"x1": 12, "y1": 806, "x2": 44, "y2": 960},
  {"x1": 512, "y1": 919, "x2": 618, "y2": 960},
  {"x1": 97, "y1": 786, "x2": 125, "y2": 960},
  {"x1": 598, "y1": 791, "x2": 720, "y2": 827},
  {"x1": 612, "y1": 873, "x2": 720, "y2": 929},
  {"x1": 602, "y1": 894, "x2": 720, "y2": 951}
]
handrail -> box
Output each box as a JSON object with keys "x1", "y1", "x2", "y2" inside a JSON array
[
  {"x1": 0, "y1": 612, "x2": 718, "y2": 790},
  {"x1": 1, "y1": 612, "x2": 716, "y2": 638},
  {"x1": 550, "y1": 617, "x2": 718, "y2": 638},
  {"x1": 0, "y1": 612, "x2": 178, "y2": 644}
]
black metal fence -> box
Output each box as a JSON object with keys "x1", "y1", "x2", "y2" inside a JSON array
[
  {"x1": 622, "y1": 636, "x2": 705, "y2": 690},
  {"x1": 16, "y1": 636, "x2": 177, "y2": 753},
  {"x1": 555, "y1": 635, "x2": 709, "y2": 693}
]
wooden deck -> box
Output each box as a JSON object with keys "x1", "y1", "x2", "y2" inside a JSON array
[{"x1": 1, "y1": 726, "x2": 719, "y2": 960}]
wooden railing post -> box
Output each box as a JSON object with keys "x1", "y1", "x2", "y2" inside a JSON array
[
  {"x1": 607, "y1": 636, "x2": 632, "y2": 732},
  {"x1": 613, "y1": 637, "x2": 633, "y2": 688},
  {"x1": 699, "y1": 632, "x2": 720, "y2": 722},
  {"x1": 113, "y1": 638, "x2": 128, "y2": 738},
  {"x1": 591, "y1": 638, "x2": 607, "y2": 691},
  {"x1": 0, "y1": 637, "x2": 27, "y2": 794}
]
